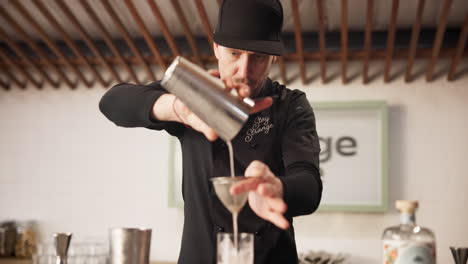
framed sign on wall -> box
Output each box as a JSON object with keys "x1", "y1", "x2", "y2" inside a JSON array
[
  {"x1": 168, "y1": 100, "x2": 388, "y2": 212},
  {"x1": 313, "y1": 101, "x2": 388, "y2": 212}
]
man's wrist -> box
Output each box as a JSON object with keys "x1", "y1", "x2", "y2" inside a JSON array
[
  {"x1": 152, "y1": 94, "x2": 181, "y2": 122},
  {"x1": 171, "y1": 98, "x2": 185, "y2": 123}
]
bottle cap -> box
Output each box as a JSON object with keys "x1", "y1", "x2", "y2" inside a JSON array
[{"x1": 395, "y1": 200, "x2": 419, "y2": 213}]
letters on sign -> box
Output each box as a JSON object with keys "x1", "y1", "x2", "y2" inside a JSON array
[{"x1": 319, "y1": 136, "x2": 357, "y2": 176}]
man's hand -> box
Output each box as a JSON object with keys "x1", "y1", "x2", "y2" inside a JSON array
[
  {"x1": 154, "y1": 69, "x2": 273, "y2": 141},
  {"x1": 230, "y1": 160, "x2": 290, "y2": 230},
  {"x1": 171, "y1": 98, "x2": 218, "y2": 140},
  {"x1": 208, "y1": 69, "x2": 273, "y2": 113}
]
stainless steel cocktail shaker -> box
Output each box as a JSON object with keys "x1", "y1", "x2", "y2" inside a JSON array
[
  {"x1": 110, "y1": 228, "x2": 151, "y2": 264},
  {"x1": 161, "y1": 56, "x2": 254, "y2": 141}
]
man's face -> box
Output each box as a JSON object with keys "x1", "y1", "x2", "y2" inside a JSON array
[{"x1": 213, "y1": 43, "x2": 276, "y2": 97}]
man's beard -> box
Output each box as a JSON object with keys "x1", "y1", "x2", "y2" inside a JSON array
[
  {"x1": 249, "y1": 79, "x2": 268, "y2": 98},
  {"x1": 233, "y1": 77, "x2": 266, "y2": 98}
]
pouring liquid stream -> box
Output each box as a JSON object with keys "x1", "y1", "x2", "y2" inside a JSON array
[{"x1": 227, "y1": 141, "x2": 239, "y2": 251}]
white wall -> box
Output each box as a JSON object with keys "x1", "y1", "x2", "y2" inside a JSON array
[{"x1": 1, "y1": 59, "x2": 468, "y2": 263}]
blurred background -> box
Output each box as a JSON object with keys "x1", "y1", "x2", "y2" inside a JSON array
[{"x1": 1, "y1": 0, "x2": 467, "y2": 263}]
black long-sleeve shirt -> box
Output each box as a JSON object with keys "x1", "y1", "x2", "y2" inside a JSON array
[{"x1": 99, "y1": 78, "x2": 322, "y2": 264}]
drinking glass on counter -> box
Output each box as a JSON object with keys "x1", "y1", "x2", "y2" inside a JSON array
[
  {"x1": 33, "y1": 256, "x2": 107, "y2": 264},
  {"x1": 32, "y1": 255, "x2": 55, "y2": 264},
  {"x1": 68, "y1": 255, "x2": 107, "y2": 264},
  {"x1": 33, "y1": 241, "x2": 108, "y2": 264},
  {"x1": 217, "y1": 232, "x2": 253, "y2": 264}
]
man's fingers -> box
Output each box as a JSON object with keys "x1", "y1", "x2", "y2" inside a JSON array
[
  {"x1": 222, "y1": 78, "x2": 251, "y2": 98},
  {"x1": 231, "y1": 161, "x2": 276, "y2": 194},
  {"x1": 265, "y1": 210, "x2": 290, "y2": 230},
  {"x1": 185, "y1": 113, "x2": 218, "y2": 141},
  {"x1": 230, "y1": 177, "x2": 264, "y2": 195},
  {"x1": 231, "y1": 161, "x2": 270, "y2": 194},
  {"x1": 203, "y1": 129, "x2": 218, "y2": 141},
  {"x1": 223, "y1": 78, "x2": 234, "y2": 91},
  {"x1": 250, "y1": 97, "x2": 273, "y2": 114},
  {"x1": 245, "y1": 160, "x2": 269, "y2": 177},
  {"x1": 208, "y1": 69, "x2": 220, "y2": 78},
  {"x1": 266, "y1": 196, "x2": 287, "y2": 214},
  {"x1": 235, "y1": 83, "x2": 250, "y2": 98},
  {"x1": 258, "y1": 183, "x2": 277, "y2": 198}
]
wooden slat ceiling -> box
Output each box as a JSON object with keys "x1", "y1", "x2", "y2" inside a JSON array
[{"x1": 0, "y1": 0, "x2": 467, "y2": 90}]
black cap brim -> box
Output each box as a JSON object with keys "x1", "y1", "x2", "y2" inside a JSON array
[{"x1": 214, "y1": 33, "x2": 284, "y2": 56}]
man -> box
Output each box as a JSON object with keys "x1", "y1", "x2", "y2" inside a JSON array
[{"x1": 99, "y1": 0, "x2": 322, "y2": 263}]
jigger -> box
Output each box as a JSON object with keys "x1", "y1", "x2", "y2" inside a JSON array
[
  {"x1": 450, "y1": 247, "x2": 468, "y2": 264},
  {"x1": 211, "y1": 177, "x2": 248, "y2": 214},
  {"x1": 53, "y1": 233, "x2": 72, "y2": 264}
]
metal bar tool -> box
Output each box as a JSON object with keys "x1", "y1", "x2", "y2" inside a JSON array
[{"x1": 53, "y1": 233, "x2": 72, "y2": 264}]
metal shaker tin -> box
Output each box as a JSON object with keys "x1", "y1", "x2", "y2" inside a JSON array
[
  {"x1": 110, "y1": 228, "x2": 151, "y2": 264},
  {"x1": 161, "y1": 56, "x2": 254, "y2": 141}
]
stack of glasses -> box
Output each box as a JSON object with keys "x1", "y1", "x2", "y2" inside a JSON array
[{"x1": 33, "y1": 240, "x2": 107, "y2": 264}]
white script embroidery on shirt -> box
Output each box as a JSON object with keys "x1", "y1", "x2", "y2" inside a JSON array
[{"x1": 244, "y1": 116, "x2": 274, "y2": 142}]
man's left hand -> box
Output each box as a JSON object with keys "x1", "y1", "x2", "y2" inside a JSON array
[{"x1": 230, "y1": 160, "x2": 290, "y2": 230}]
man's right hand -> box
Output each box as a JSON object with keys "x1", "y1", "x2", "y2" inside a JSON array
[
  {"x1": 172, "y1": 97, "x2": 219, "y2": 141},
  {"x1": 152, "y1": 70, "x2": 273, "y2": 141}
]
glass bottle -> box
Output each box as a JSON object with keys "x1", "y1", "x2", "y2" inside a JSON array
[
  {"x1": 15, "y1": 221, "x2": 37, "y2": 258},
  {"x1": 382, "y1": 200, "x2": 436, "y2": 264}
]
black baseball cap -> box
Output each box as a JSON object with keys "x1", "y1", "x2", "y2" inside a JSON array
[{"x1": 213, "y1": 0, "x2": 284, "y2": 56}]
